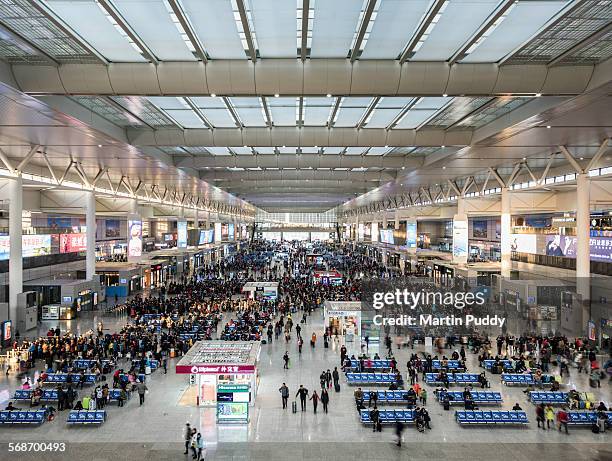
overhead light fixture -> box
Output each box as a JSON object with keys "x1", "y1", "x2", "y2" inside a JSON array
[
  {"x1": 274, "y1": 93, "x2": 279, "y2": 98},
  {"x1": 441, "y1": 145, "x2": 446, "y2": 148},
  {"x1": 97, "y1": 144, "x2": 103, "y2": 148},
  {"x1": 402, "y1": 166, "x2": 405, "y2": 170},
  {"x1": 326, "y1": 94, "x2": 332, "y2": 98},
  {"x1": 546, "y1": 125, "x2": 551, "y2": 129},
  {"x1": 580, "y1": 157, "x2": 584, "y2": 160},
  {"x1": 535, "y1": 93, "x2": 542, "y2": 97},
  {"x1": 442, "y1": 93, "x2": 448, "y2": 97},
  {"x1": 210, "y1": 93, "x2": 216, "y2": 98},
  {"x1": 522, "y1": 157, "x2": 526, "y2": 160},
  {"x1": 442, "y1": 166, "x2": 446, "y2": 170}
]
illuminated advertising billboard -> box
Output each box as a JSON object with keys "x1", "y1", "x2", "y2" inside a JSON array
[
  {"x1": 177, "y1": 220, "x2": 187, "y2": 248},
  {"x1": 406, "y1": 220, "x2": 417, "y2": 249},
  {"x1": 59, "y1": 233, "x2": 87, "y2": 253},
  {"x1": 228, "y1": 223, "x2": 235, "y2": 241},
  {"x1": 127, "y1": 219, "x2": 142, "y2": 259},
  {"x1": 371, "y1": 222, "x2": 379, "y2": 243},
  {"x1": 0, "y1": 235, "x2": 52, "y2": 260},
  {"x1": 214, "y1": 223, "x2": 222, "y2": 242},
  {"x1": 452, "y1": 219, "x2": 469, "y2": 263}
]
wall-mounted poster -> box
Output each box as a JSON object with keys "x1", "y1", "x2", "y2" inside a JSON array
[
  {"x1": 228, "y1": 223, "x2": 235, "y2": 241},
  {"x1": 510, "y1": 234, "x2": 538, "y2": 254},
  {"x1": 105, "y1": 219, "x2": 120, "y2": 238},
  {"x1": 214, "y1": 223, "x2": 222, "y2": 242},
  {"x1": 472, "y1": 220, "x2": 488, "y2": 238},
  {"x1": 177, "y1": 220, "x2": 187, "y2": 248},
  {"x1": 545, "y1": 234, "x2": 576, "y2": 257},
  {"x1": 452, "y1": 217, "x2": 468, "y2": 263},
  {"x1": 127, "y1": 219, "x2": 142, "y2": 259},
  {"x1": 371, "y1": 222, "x2": 379, "y2": 243},
  {"x1": 47, "y1": 216, "x2": 72, "y2": 229},
  {"x1": 0, "y1": 235, "x2": 52, "y2": 260}
]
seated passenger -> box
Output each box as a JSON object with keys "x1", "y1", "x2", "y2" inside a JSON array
[
  {"x1": 73, "y1": 400, "x2": 83, "y2": 410},
  {"x1": 5, "y1": 402, "x2": 18, "y2": 411},
  {"x1": 512, "y1": 403, "x2": 522, "y2": 411}
]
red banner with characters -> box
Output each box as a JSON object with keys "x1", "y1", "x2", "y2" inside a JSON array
[
  {"x1": 175, "y1": 364, "x2": 255, "y2": 374},
  {"x1": 60, "y1": 233, "x2": 87, "y2": 253}
]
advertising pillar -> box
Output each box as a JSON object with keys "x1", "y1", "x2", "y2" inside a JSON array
[
  {"x1": 177, "y1": 219, "x2": 188, "y2": 249},
  {"x1": 500, "y1": 187, "x2": 511, "y2": 278},
  {"x1": 8, "y1": 176, "x2": 22, "y2": 322},
  {"x1": 406, "y1": 218, "x2": 417, "y2": 254},
  {"x1": 128, "y1": 199, "x2": 142, "y2": 263},
  {"x1": 576, "y1": 173, "x2": 590, "y2": 331},
  {"x1": 453, "y1": 198, "x2": 468, "y2": 264},
  {"x1": 86, "y1": 190, "x2": 96, "y2": 281}
]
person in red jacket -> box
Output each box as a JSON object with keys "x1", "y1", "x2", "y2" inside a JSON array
[{"x1": 557, "y1": 407, "x2": 569, "y2": 434}]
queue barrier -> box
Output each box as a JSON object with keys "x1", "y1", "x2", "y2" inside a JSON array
[
  {"x1": 0, "y1": 410, "x2": 46, "y2": 425},
  {"x1": 431, "y1": 360, "x2": 464, "y2": 371},
  {"x1": 436, "y1": 391, "x2": 502, "y2": 405},
  {"x1": 349, "y1": 359, "x2": 393, "y2": 370},
  {"x1": 425, "y1": 373, "x2": 480, "y2": 385},
  {"x1": 43, "y1": 374, "x2": 96, "y2": 385},
  {"x1": 528, "y1": 391, "x2": 568, "y2": 404},
  {"x1": 66, "y1": 410, "x2": 106, "y2": 425},
  {"x1": 482, "y1": 360, "x2": 514, "y2": 371},
  {"x1": 455, "y1": 410, "x2": 528, "y2": 425},
  {"x1": 566, "y1": 411, "x2": 612, "y2": 426},
  {"x1": 346, "y1": 373, "x2": 399, "y2": 385},
  {"x1": 362, "y1": 390, "x2": 410, "y2": 403},
  {"x1": 360, "y1": 409, "x2": 415, "y2": 424}
]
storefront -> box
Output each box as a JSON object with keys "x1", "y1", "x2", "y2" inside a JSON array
[
  {"x1": 96, "y1": 262, "x2": 142, "y2": 298},
  {"x1": 312, "y1": 270, "x2": 343, "y2": 286},
  {"x1": 176, "y1": 341, "x2": 261, "y2": 424},
  {"x1": 323, "y1": 301, "x2": 361, "y2": 345},
  {"x1": 242, "y1": 281, "x2": 279, "y2": 300},
  {"x1": 25, "y1": 277, "x2": 102, "y2": 319}
]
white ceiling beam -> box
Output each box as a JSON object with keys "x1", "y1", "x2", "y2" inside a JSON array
[
  {"x1": 559, "y1": 145, "x2": 584, "y2": 173},
  {"x1": 586, "y1": 138, "x2": 611, "y2": 171}
]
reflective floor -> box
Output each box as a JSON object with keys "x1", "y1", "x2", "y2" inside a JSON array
[{"x1": 0, "y1": 309, "x2": 610, "y2": 460}]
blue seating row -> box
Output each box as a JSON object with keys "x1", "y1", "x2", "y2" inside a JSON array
[
  {"x1": 131, "y1": 359, "x2": 159, "y2": 370},
  {"x1": 362, "y1": 390, "x2": 409, "y2": 403},
  {"x1": 360, "y1": 409, "x2": 415, "y2": 424},
  {"x1": 66, "y1": 410, "x2": 106, "y2": 424},
  {"x1": 349, "y1": 359, "x2": 392, "y2": 369},
  {"x1": 13, "y1": 389, "x2": 65, "y2": 401},
  {"x1": 436, "y1": 391, "x2": 502, "y2": 404},
  {"x1": 528, "y1": 391, "x2": 568, "y2": 404},
  {"x1": 118, "y1": 373, "x2": 146, "y2": 383},
  {"x1": 346, "y1": 373, "x2": 398, "y2": 384},
  {"x1": 43, "y1": 373, "x2": 96, "y2": 384},
  {"x1": 482, "y1": 360, "x2": 513, "y2": 371},
  {"x1": 431, "y1": 360, "x2": 464, "y2": 370},
  {"x1": 455, "y1": 410, "x2": 528, "y2": 425},
  {"x1": 425, "y1": 373, "x2": 480, "y2": 385},
  {"x1": 73, "y1": 359, "x2": 110, "y2": 370},
  {"x1": 567, "y1": 411, "x2": 612, "y2": 425},
  {"x1": 501, "y1": 374, "x2": 534, "y2": 385},
  {"x1": 0, "y1": 410, "x2": 46, "y2": 424}
]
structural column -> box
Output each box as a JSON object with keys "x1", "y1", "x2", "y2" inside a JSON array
[
  {"x1": 193, "y1": 207, "x2": 199, "y2": 229},
  {"x1": 8, "y1": 176, "x2": 22, "y2": 322},
  {"x1": 500, "y1": 187, "x2": 512, "y2": 278},
  {"x1": 576, "y1": 173, "x2": 591, "y2": 329},
  {"x1": 453, "y1": 196, "x2": 468, "y2": 264},
  {"x1": 85, "y1": 190, "x2": 96, "y2": 281}
]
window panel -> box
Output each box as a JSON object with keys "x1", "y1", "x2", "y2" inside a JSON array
[
  {"x1": 113, "y1": 0, "x2": 196, "y2": 60},
  {"x1": 412, "y1": 0, "x2": 499, "y2": 61},
  {"x1": 394, "y1": 109, "x2": 438, "y2": 129},
  {"x1": 360, "y1": 0, "x2": 430, "y2": 59},
  {"x1": 182, "y1": 0, "x2": 245, "y2": 58},
  {"x1": 462, "y1": 1, "x2": 569, "y2": 62},
  {"x1": 251, "y1": 0, "x2": 296, "y2": 57},
  {"x1": 164, "y1": 109, "x2": 206, "y2": 128},
  {"x1": 46, "y1": 0, "x2": 146, "y2": 61},
  {"x1": 311, "y1": 0, "x2": 362, "y2": 58}
]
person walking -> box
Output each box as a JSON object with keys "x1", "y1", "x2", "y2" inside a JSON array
[
  {"x1": 395, "y1": 420, "x2": 405, "y2": 447},
  {"x1": 544, "y1": 404, "x2": 555, "y2": 429},
  {"x1": 279, "y1": 383, "x2": 289, "y2": 409},
  {"x1": 310, "y1": 390, "x2": 320, "y2": 413},
  {"x1": 163, "y1": 357, "x2": 168, "y2": 374},
  {"x1": 332, "y1": 367, "x2": 340, "y2": 388},
  {"x1": 536, "y1": 403, "x2": 545, "y2": 429},
  {"x1": 283, "y1": 352, "x2": 290, "y2": 369},
  {"x1": 321, "y1": 388, "x2": 329, "y2": 413},
  {"x1": 183, "y1": 422, "x2": 192, "y2": 455},
  {"x1": 325, "y1": 369, "x2": 332, "y2": 389},
  {"x1": 296, "y1": 385, "x2": 309, "y2": 411},
  {"x1": 298, "y1": 337, "x2": 303, "y2": 354},
  {"x1": 136, "y1": 380, "x2": 148, "y2": 405}
]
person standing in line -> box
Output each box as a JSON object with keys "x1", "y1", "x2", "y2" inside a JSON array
[
  {"x1": 296, "y1": 385, "x2": 309, "y2": 411},
  {"x1": 310, "y1": 390, "x2": 320, "y2": 413},
  {"x1": 136, "y1": 379, "x2": 148, "y2": 405},
  {"x1": 279, "y1": 383, "x2": 289, "y2": 409},
  {"x1": 321, "y1": 388, "x2": 329, "y2": 413}
]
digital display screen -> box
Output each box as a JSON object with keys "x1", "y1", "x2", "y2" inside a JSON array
[
  {"x1": 59, "y1": 233, "x2": 87, "y2": 253},
  {"x1": 128, "y1": 219, "x2": 142, "y2": 259},
  {"x1": 177, "y1": 220, "x2": 187, "y2": 248}
]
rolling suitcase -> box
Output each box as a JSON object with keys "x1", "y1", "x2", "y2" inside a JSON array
[
  {"x1": 292, "y1": 401, "x2": 297, "y2": 413},
  {"x1": 334, "y1": 382, "x2": 340, "y2": 392}
]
